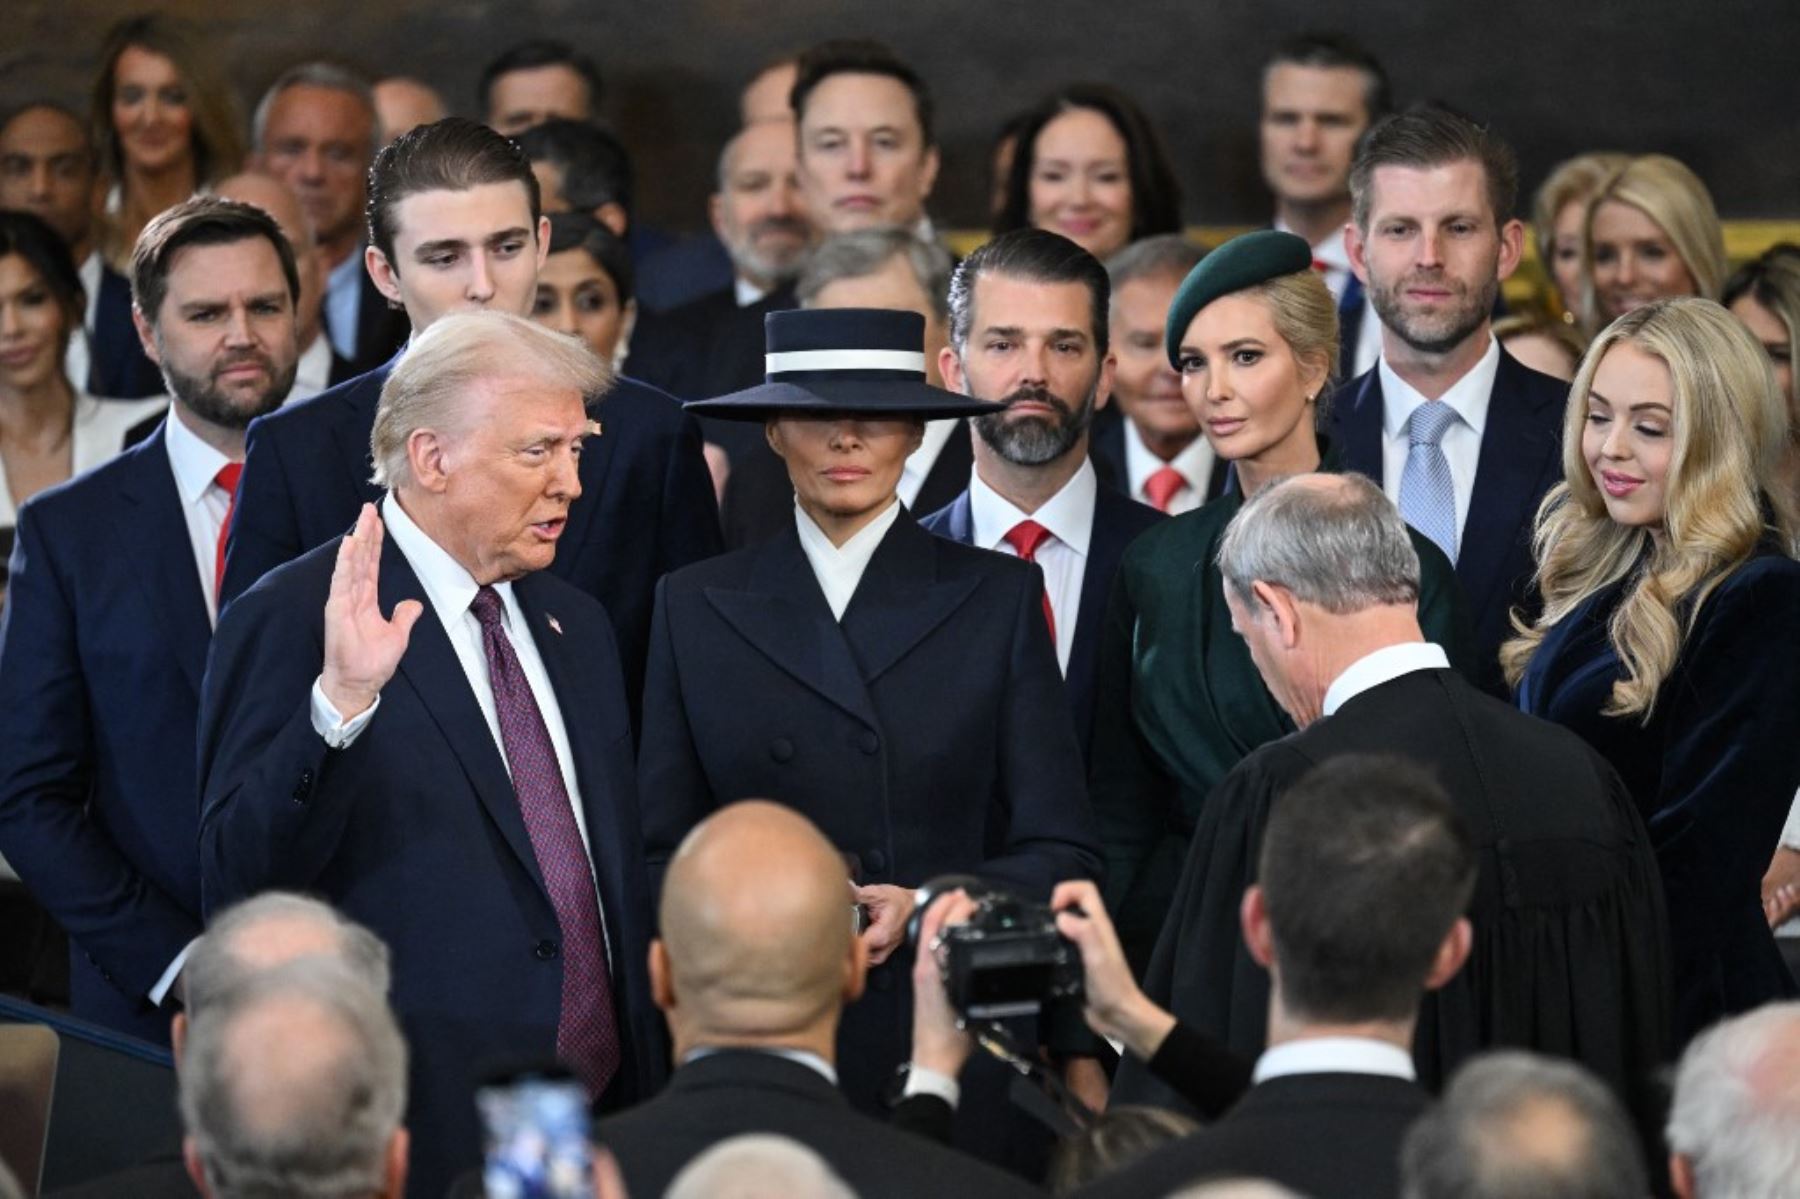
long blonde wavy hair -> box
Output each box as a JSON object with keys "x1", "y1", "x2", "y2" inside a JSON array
[{"x1": 1501, "y1": 298, "x2": 1795, "y2": 719}]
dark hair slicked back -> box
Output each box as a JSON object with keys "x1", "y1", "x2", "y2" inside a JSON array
[
  {"x1": 131, "y1": 195, "x2": 300, "y2": 326},
  {"x1": 948, "y1": 227, "x2": 1112, "y2": 357},
  {"x1": 365, "y1": 117, "x2": 541, "y2": 266},
  {"x1": 790, "y1": 38, "x2": 935, "y2": 147}
]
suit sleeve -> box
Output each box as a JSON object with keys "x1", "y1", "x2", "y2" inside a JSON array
[
  {"x1": 220, "y1": 413, "x2": 303, "y2": 608},
  {"x1": 655, "y1": 412, "x2": 724, "y2": 576},
  {"x1": 635, "y1": 577, "x2": 715, "y2": 903},
  {"x1": 196, "y1": 570, "x2": 365, "y2": 913},
  {"x1": 0, "y1": 506, "x2": 201, "y2": 997},
  {"x1": 981, "y1": 561, "x2": 1104, "y2": 898},
  {"x1": 1086, "y1": 565, "x2": 1180, "y2": 913}
]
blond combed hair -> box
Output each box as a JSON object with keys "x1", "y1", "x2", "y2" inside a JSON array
[
  {"x1": 370, "y1": 310, "x2": 610, "y2": 489},
  {"x1": 1501, "y1": 298, "x2": 1794, "y2": 718},
  {"x1": 1580, "y1": 155, "x2": 1726, "y2": 338},
  {"x1": 1247, "y1": 267, "x2": 1340, "y2": 422}
]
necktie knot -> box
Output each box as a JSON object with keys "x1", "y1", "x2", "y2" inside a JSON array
[
  {"x1": 1003, "y1": 519, "x2": 1053, "y2": 561},
  {"x1": 1408, "y1": 401, "x2": 1459, "y2": 448},
  {"x1": 214, "y1": 462, "x2": 243, "y2": 497},
  {"x1": 1144, "y1": 466, "x2": 1187, "y2": 513},
  {"x1": 469, "y1": 585, "x2": 505, "y2": 632}
]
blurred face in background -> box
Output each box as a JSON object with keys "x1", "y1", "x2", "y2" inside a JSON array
[
  {"x1": 0, "y1": 107, "x2": 100, "y2": 255},
  {"x1": 532, "y1": 247, "x2": 630, "y2": 363},
  {"x1": 1111, "y1": 271, "x2": 1201, "y2": 458},
  {"x1": 1027, "y1": 107, "x2": 1133, "y2": 261},
  {"x1": 1590, "y1": 200, "x2": 1698, "y2": 323},
  {"x1": 797, "y1": 72, "x2": 938, "y2": 234},
  {"x1": 111, "y1": 45, "x2": 195, "y2": 177},
  {"x1": 711, "y1": 120, "x2": 812, "y2": 291},
  {"x1": 1259, "y1": 63, "x2": 1370, "y2": 212}
]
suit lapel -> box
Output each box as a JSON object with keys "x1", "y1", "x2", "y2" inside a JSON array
[
  {"x1": 940, "y1": 491, "x2": 975, "y2": 545},
  {"x1": 1458, "y1": 350, "x2": 1562, "y2": 612},
  {"x1": 1332, "y1": 369, "x2": 1387, "y2": 481},
  {"x1": 840, "y1": 512, "x2": 981, "y2": 683},
  {"x1": 379, "y1": 531, "x2": 547, "y2": 894},
  {"x1": 113, "y1": 426, "x2": 212, "y2": 698},
  {"x1": 512, "y1": 576, "x2": 617, "y2": 819}
]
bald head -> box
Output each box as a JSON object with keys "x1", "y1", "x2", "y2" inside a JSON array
[
  {"x1": 214, "y1": 171, "x2": 324, "y2": 347},
  {"x1": 371, "y1": 77, "x2": 447, "y2": 148},
  {"x1": 657, "y1": 802, "x2": 861, "y2": 1047}
]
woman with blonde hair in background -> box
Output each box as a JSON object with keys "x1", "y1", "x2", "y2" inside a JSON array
[
  {"x1": 1581, "y1": 155, "x2": 1725, "y2": 339},
  {"x1": 1508, "y1": 297, "x2": 1800, "y2": 1044},
  {"x1": 1532, "y1": 152, "x2": 1629, "y2": 326}
]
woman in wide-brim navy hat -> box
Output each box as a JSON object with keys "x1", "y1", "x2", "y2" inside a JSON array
[{"x1": 636, "y1": 306, "x2": 1104, "y2": 1118}]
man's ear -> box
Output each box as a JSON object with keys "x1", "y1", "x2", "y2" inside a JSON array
[
  {"x1": 383, "y1": 1128, "x2": 410, "y2": 1199},
  {"x1": 1094, "y1": 350, "x2": 1118, "y2": 412},
  {"x1": 1669, "y1": 1153, "x2": 1696, "y2": 1199},
  {"x1": 366, "y1": 244, "x2": 404, "y2": 309},
  {"x1": 593, "y1": 203, "x2": 628, "y2": 240},
  {"x1": 1240, "y1": 884, "x2": 1275, "y2": 970},
  {"x1": 648, "y1": 939, "x2": 674, "y2": 1013},
  {"x1": 1496, "y1": 217, "x2": 1526, "y2": 283},
  {"x1": 183, "y1": 1136, "x2": 211, "y2": 1197},
  {"x1": 1344, "y1": 219, "x2": 1370, "y2": 285},
  {"x1": 131, "y1": 304, "x2": 161, "y2": 364},
  {"x1": 938, "y1": 345, "x2": 967, "y2": 395},
  {"x1": 844, "y1": 929, "x2": 869, "y2": 1005},
  {"x1": 707, "y1": 192, "x2": 728, "y2": 242},
  {"x1": 1422, "y1": 916, "x2": 1473, "y2": 992},
  {"x1": 170, "y1": 1011, "x2": 188, "y2": 1069},
  {"x1": 406, "y1": 428, "x2": 451, "y2": 493},
  {"x1": 916, "y1": 144, "x2": 942, "y2": 206},
  {"x1": 535, "y1": 214, "x2": 553, "y2": 269},
  {"x1": 1250, "y1": 580, "x2": 1302, "y2": 650}
]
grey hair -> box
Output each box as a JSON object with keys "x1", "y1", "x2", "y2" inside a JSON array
[
  {"x1": 796, "y1": 227, "x2": 953, "y2": 323},
  {"x1": 1166, "y1": 1183, "x2": 1304, "y2": 1199},
  {"x1": 185, "y1": 892, "x2": 391, "y2": 1019},
  {"x1": 179, "y1": 959, "x2": 407, "y2": 1199},
  {"x1": 1105, "y1": 234, "x2": 1205, "y2": 311},
  {"x1": 1667, "y1": 1001, "x2": 1800, "y2": 1197},
  {"x1": 1401, "y1": 1051, "x2": 1646, "y2": 1199},
  {"x1": 666, "y1": 1135, "x2": 858, "y2": 1199},
  {"x1": 370, "y1": 309, "x2": 609, "y2": 489},
  {"x1": 251, "y1": 62, "x2": 377, "y2": 156},
  {"x1": 1216, "y1": 472, "x2": 1420, "y2": 614}
]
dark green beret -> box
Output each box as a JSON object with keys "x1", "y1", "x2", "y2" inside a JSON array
[{"x1": 1164, "y1": 230, "x2": 1316, "y2": 367}]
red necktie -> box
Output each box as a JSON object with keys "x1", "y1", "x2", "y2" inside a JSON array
[
  {"x1": 1003, "y1": 519, "x2": 1056, "y2": 644},
  {"x1": 212, "y1": 463, "x2": 243, "y2": 602},
  {"x1": 470, "y1": 586, "x2": 621, "y2": 1098},
  {"x1": 1144, "y1": 466, "x2": 1187, "y2": 513}
]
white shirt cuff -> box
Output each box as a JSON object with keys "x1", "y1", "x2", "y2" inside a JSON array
[
  {"x1": 310, "y1": 677, "x2": 379, "y2": 748},
  {"x1": 1783, "y1": 790, "x2": 1800, "y2": 851},
  {"x1": 902, "y1": 1064, "x2": 961, "y2": 1109},
  {"x1": 148, "y1": 938, "x2": 197, "y2": 1006}
]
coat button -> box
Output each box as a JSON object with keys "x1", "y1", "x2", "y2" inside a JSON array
[
  {"x1": 856, "y1": 730, "x2": 879, "y2": 755},
  {"x1": 865, "y1": 850, "x2": 888, "y2": 874},
  {"x1": 769, "y1": 737, "x2": 795, "y2": 764},
  {"x1": 534, "y1": 939, "x2": 559, "y2": 960},
  {"x1": 291, "y1": 768, "x2": 314, "y2": 803}
]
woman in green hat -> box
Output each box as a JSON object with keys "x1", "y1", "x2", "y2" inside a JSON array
[{"x1": 1088, "y1": 230, "x2": 1475, "y2": 969}]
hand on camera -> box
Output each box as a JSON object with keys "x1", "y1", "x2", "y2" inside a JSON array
[{"x1": 1051, "y1": 880, "x2": 1177, "y2": 1063}]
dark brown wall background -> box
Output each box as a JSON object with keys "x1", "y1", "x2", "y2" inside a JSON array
[{"x1": 7, "y1": 0, "x2": 1799, "y2": 235}]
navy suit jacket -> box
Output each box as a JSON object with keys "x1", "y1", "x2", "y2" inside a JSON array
[
  {"x1": 87, "y1": 263, "x2": 163, "y2": 399},
  {"x1": 1328, "y1": 347, "x2": 1567, "y2": 686},
  {"x1": 0, "y1": 423, "x2": 206, "y2": 1041},
  {"x1": 219, "y1": 355, "x2": 723, "y2": 719},
  {"x1": 197, "y1": 529, "x2": 667, "y2": 1198},
  {"x1": 637, "y1": 510, "x2": 1102, "y2": 1112},
  {"x1": 919, "y1": 481, "x2": 1165, "y2": 762}
]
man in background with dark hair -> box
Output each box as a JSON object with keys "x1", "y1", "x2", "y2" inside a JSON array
[
  {"x1": 1081, "y1": 753, "x2": 1476, "y2": 1199},
  {"x1": 791, "y1": 38, "x2": 940, "y2": 240},
  {"x1": 1116, "y1": 473, "x2": 1669, "y2": 1139},
  {"x1": 480, "y1": 38, "x2": 603, "y2": 136},
  {"x1": 515, "y1": 117, "x2": 635, "y2": 239},
  {"x1": 1260, "y1": 32, "x2": 1391, "y2": 378},
  {"x1": 221, "y1": 117, "x2": 720, "y2": 713},
  {"x1": 0, "y1": 196, "x2": 300, "y2": 1042}
]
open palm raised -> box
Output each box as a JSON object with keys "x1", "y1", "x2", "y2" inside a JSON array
[{"x1": 320, "y1": 503, "x2": 424, "y2": 722}]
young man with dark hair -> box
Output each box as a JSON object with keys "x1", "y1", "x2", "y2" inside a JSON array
[
  {"x1": 0, "y1": 196, "x2": 301, "y2": 1042},
  {"x1": 222, "y1": 117, "x2": 720, "y2": 718},
  {"x1": 480, "y1": 38, "x2": 603, "y2": 136},
  {"x1": 1335, "y1": 104, "x2": 1568, "y2": 686},
  {"x1": 1260, "y1": 31, "x2": 1391, "y2": 378},
  {"x1": 791, "y1": 39, "x2": 939, "y2": 237}
]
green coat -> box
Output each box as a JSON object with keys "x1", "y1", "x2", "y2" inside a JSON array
[{"x1": 1088, "y1": 473, "x2": 1478, "y2": 967}]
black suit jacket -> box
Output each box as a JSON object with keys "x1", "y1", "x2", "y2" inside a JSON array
[
  {"x1": 0, "y1": 424, "x2": 208, "y2": 1042},
  {"x1": 721, "y1": 423, "x2": 973, "y2": 551},
  {"x1": 599, "y1": 1051, "x2": 1043, "y2": 1199},
  {"x1": 45, "y1": 1155, "x2": 193, "y2": 1199},
  {"x1": 197, "y1": 530, "x2": 667, "y2": 1197},
  {"x1": 1329, "y1": 348, "x2": 1567, "y2": 687},
  {"x1": 219, "y1": 356, "x2": 722, "y2": 721},
  {"x1": 918, "y1": 480, "x2": 1165, "y2": 762},
  {"x1": 1078, "y1": 1072, "x2": 1430, "y2": 1199},
  {"x1": 85, "y1": 261, "x2": 163, "y2": 399},
  {"x1": 345, "y1": 267, "x2": 410, "y2": 377},
  {"x1": 637, "y1": 511, "x2": 1102, "y2": 1110}
]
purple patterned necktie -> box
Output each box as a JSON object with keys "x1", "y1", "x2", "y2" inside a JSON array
[{"x1": 470, "y1": 585, "x2": 620, "y2": 1098}]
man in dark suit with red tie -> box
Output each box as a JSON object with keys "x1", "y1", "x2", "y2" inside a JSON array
[
  {"x1": 198, "y1": 310, "x2": 665, "y2": 1197},
  {"x1": 0, "y1": 197, "x2": 301, "y2": 1042}
]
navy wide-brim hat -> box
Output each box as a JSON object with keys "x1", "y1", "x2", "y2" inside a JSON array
[
  {"x1": 1164, "y1": 230, "x2": 1316, "y2": 368},
  {"x1": 683, "y1": 308, "x2": 1006, "y2": 422}
]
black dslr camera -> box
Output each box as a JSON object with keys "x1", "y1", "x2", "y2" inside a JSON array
[{"x1": 909, "y1": 875, "x2": 1083, "y2": 1021}]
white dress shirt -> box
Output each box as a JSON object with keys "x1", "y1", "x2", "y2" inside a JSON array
[
  {"x1": 1252, "y1": 1036, "x2": 1417, "y2": 1084},
  {"x1": 733, "y1": 276, "x2": 771, "y2": 307},
  {"x1": 61, "y1": 250, "x2": 106, "y2": 393},
  {"x1": 1322, "y1": 641, "x2": 1453, "y2": 718},
  {"x1": 161, "y1": 403, "x2": 237, "y2": 625},
  {"x1": 0, "y1": 391, "x2": 167, "y2": 530},
  {"x1": 898, "y1": 419, "x2": 961, "y2": 510},
  {"x1": 1378, "y1": 336, "x2": 1502, "y2": 544},
  {"x1": 793, "y1": 497, "x2": 903, "y2": 620},
  {"x1": 967, "y1": 460, "x2": 1096, "y2": 674},
  {"x1": 289, "y1": 332, "x2": 335, "y2": 403},
  {"x1": 685, "y1": 1046, "x2": 838, "y2": 1085},
  {"x1": 1122, "y1": 418, "x2": 1214, "y2": 516}
]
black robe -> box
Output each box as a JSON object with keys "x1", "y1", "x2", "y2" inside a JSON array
[{"x1": 1114, "y1": 668, "x2": 1671, "y2": 1127}]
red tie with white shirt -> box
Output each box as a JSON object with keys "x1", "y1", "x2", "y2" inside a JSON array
[{"x1": 1003, "y1": 519, "x2": 1057, "y2": 644}]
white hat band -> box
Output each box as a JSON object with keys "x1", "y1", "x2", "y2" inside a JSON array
[{"x1": 765, "y1": 349, "x2": 927, "y2": 375}]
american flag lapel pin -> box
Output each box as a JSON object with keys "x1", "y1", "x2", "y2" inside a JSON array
[{"x1": 547, "y1": 613, "x2": 564, "y2": 636}]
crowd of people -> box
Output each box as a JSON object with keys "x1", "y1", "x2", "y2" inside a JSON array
[{"x1": 1, "y1": 16, "x2": 1799, "y2": 1199}]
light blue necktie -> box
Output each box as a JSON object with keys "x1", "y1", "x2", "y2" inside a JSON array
[{"x1": 1400, "y1": 401, "x2": 1460, "y2": 563}]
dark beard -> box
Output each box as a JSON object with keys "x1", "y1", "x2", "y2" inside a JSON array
[
  {"x1": 1367, "y1": 269, "x2": 1498, "y2": 356},
  {"x1": 972, "y1": 381, "x2": 1097, "y2": 466},
  {"x1": 158, "y1": 347, "x2": 295, "y2": 430}
]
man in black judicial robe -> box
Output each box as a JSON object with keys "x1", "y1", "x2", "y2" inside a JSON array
[{"x1": 1113, "y1": 473, "x2": 1671, "y2": 1125}]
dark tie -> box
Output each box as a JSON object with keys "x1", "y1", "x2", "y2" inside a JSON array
[
  {"x1": 1144, "y1": 465, "x2": 1186, "y2": 513},
  {"x1": 212, "y1": 463, "x2": 243, "y2": 602},
  {"x1": 1003, "y1": 519, "x2": 1057, "y2": 644},
  {"x1": 469, "y1": 586, "x2": 621, "y2": 1098}
]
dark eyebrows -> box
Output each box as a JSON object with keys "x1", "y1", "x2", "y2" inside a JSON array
[
  {"x1": 411, "y1": 237, "x2": 468, "y2": 260},
  {"x1": 485, "y1": 226, "x2": 532, "y2": 247}
]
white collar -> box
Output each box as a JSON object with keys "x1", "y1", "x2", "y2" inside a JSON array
[
  {"x1": 794, "y1": 496, "x2": 901, "y2": 580},
  {"x1": 1378, "y1": 335, "x2": 1501, "y2": 441},
  {"x1": 1322, "y1": 642, "x2": 1451, "y2": 717},
  {"x1": 734, "y1": 276, "x2": 771, "y2": 307},
  {"x1": 1275, "y1": 217, "x2": 1351, "y2": 272},
  {"x1": 294, "y1": 332, "x2": 334, "y2": 396},
  {"x1": 683, "y1": 1046, "x2": 838, "y2": 1086},
  {"x1": 162, "y1": 403, "x2": 234, "y2": 506},
  {"x1": 1253, "y1": 1036, "x2": 1416, "y2": 1084},
  {"x1": 967, "y1": 458, "x2": 1096, "y2": 557},
  {"x1": 379, "y1": 491, "x2": 518, "y2": 637},
  {"x1": 1122, "y1": 416, "x2": 1213, "y2": 494}
]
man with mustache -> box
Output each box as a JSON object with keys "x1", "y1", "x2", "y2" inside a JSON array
[
  {"x1": 1333, "y1": 106, "x2": 1568, "y2": 689},
  {"x1": 0, "y1": 197, "x2": 300, "y2": 1041}
]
